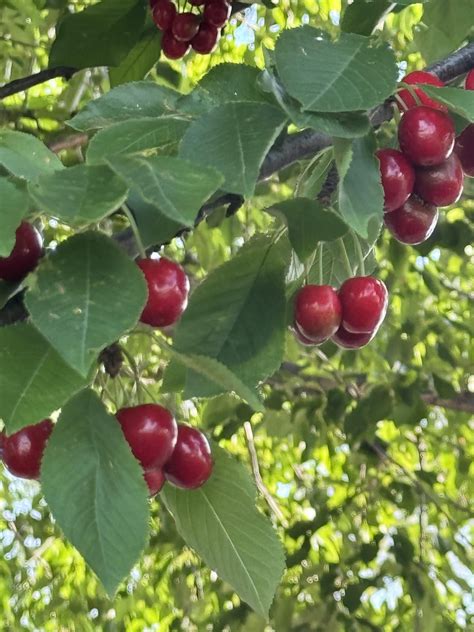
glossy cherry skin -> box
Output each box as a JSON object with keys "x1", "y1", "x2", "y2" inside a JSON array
[
  {"x1": 397, "y1": 71, "x2": 447, "y2": 112},
  {"x1": 204, "y1": 1, "x2": 231, "y2": 28},
  {"x1": 290, "y1": 323, "x2": 316, "y2": 347},
  {"x1": 191, "y1": 23, "x2": 219, "y2": 54},
  {"x1": 376, "y1": 149, "x2": 415, "y2": 212},
  {"x1": 152, "y1": 0, "x2": 176, "y2": 31},
  {"x1": 398, "y1": 106, "x2": 455, "y2": 167},
  {"x1": 332, "y1": 324, "x2": 375, "y2": 350},
  {"x1": 294, "y1": 285, "x2": 342, "y2": 344},
  {"x1": 415, "y1": 153, "x2": 464, "y2": 207},
  {"x1": 161, "y1": 31, "x2": 190, "y2": 59},
  {"x1": 138, "y1": 257, "x2": 189, "y2": 327},
  {"x1": 338, "y1": 276, "x2": 388, "y2": 335},
  {"x1": 465, "y1": 69, "x2": 474, "y2": 90},
  {"x1": 164, "y1": 424, "x2": 213, "y2": 489},
  {"x1": 455, "y1": 124, "x2": 474, "y2": 177},
  {"x1": 172, "y1": 12, "x2": 200, "y2": 42},
  {"x1": 384, "y1": 195, "x2": 438, "y2": 245},
  {"x1": 144, "y1": 468, "x2": 165, "y2": 496},
  {"x1": 3, "y1": 419, "x2": 53, "y2": 480},
  {"x1": 0, "y1": 221, "x2": 43, "y2": 283},
  {"x1": 117, "y1": 404, "x2": 178, "y2": 470}
]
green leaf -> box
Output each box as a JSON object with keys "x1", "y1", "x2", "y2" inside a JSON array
[
  {"x1": 275, "y1": 27, "x2": 397, "y2": 113},
  {"x1": 109, "y1": 28, "x2": 162, "y2": 87},
  {"x1": 107, "y1": 155, "x2": 223, "y2": 227},
  {"x1": 344, "y1": 385, "x2": 394, "y2": 438},
  {"x1": 68, "y1": 82, "x2": 180, "y2": 131},
  {"x1": 0, "y1": 130, "x2": 63, "y2": 179},
  {"x1": 162, "y1": 447, "x2": 285, "y2": 617},
  {"x1": 28, "y1": 165, "x2": 128, "y2": 226},
  {"x1": 0, "y1": 179, "x2": 29, "y2": 256},
  {"x1": 432, "y1": 374, "x2": 457, "y2": 399},
  {"x1": 334, "y1": 133, "x2": 384, "y2": 238},
  {"x1": 422, "y1": 86, "x2": 474, "y2": 122},
  {"x1": 341, "y1": 0, "x2": 393, "y2": 36},
  {"x1": 41, "y1": 389, "x2": 149, "y2": 595},
  {"x1": 0, "y1": 281, "x2": 20, "y2": 310},
  {"x1": 268, "y1": 198, "x2": 348, "y2": 261},
  {"x1": 180, "y1": 102, "x2": 287, "y2": 197},
  {"x1": 26, "y1": 232, "x2": 147, "y2": 377},
  {"x1": 127, "y1": 189, "x2": 184, "y2": 248},
  {"x1": 49, "y1": 0, "x2": 146, "y2": 69},
  {"x1": 296, "y1": 150, "x2": 334, "y2": 198},
  {"x1": 86, "y1": 116, "x2": 190, "y2": 165},
  {"x1": 0, "y1": 324, "x2": 85, "y2": 433}
]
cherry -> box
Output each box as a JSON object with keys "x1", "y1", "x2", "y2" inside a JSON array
[
  {"x1": 3, "y1": 419, "x2": 53, "y2": 480},
  {"x1": 332, "y1": 324, "x2": 375, "y2": 350},
  {"x1": 161, "y1": 31, "x2": 190, "y2": 59},
  {"x1": 414, "y1": 153, "x2": 464, "y2": 207},
  {"x1": 164, "y1": 424, "x2": 213, "y2": 489},
  {"x1": 116, "y1": 404, "x2": 178, "y2": 470},
  {"x1": 338, "y1": 276, "x2": 388, "y2": 335},
  {"x1": 152, "y1": 0, "x2": 176, "y2": 31},
  {"x1": 0, "y1": 431, "x2": 5, "y2": 460},
  {"x1": 294, "y1": 285, "x2": 342, "y2": 344},
  {"x1": 290, "y1": 323, "x2": 316, "y2": 347},
  {"x1": 397, "y1": 71, "x2": 447, "y2": 112},
  {"x1": 376, "y1": 148, "x2": 415, "y2": 212},
  {"x1": 465, "y1": 69, "x2": 474, "y2": 90},
  {"x1": 384, "y1": 195, "x2": 438, "y2": 245},
  {"x1": 455, "y1": 124, "x2": 474, "y2": 177},
  {"x1": 189, "y1": 0, "x2": 206, "y2": 5},
  {"x1": 191, "y1": 23, "x2": 219, "y2": 54},
  {"x1": 144, "y1": 468, "x2": 165, "y2": 496},
  {"x1": 172, "y1": 12, "x2": 200, "y2": 42},
  {"x1": 138, "y1": 257, "x2": 189, "y2": 328},
  {"x1": 398, "y1": 106, "x2": 455, "y2": 167},
  {"x1": 203, "y1": 1, "x2": 231, "y2": 28},
  {"x1": 0, "y1": 221, "x2": 43, "y2": 283}
]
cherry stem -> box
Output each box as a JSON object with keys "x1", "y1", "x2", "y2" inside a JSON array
[
  {"x1": 318, "y1": 244, "x2": 324, "y2": 285},
  {"x1": 393, "y1": 92, "x2": 409, "y2": 112},
  {"x1": 398, "y1": 82, "x2": 423, "y2": 107},
  {"x1": 353, "y1": 235, "x2": 365, "y2": 276},
  {"x1": 122, "y1": 204, "x2": 147, "y2": 259},
  {"x1": 337, "y1": 238, "x2": 353, "y2": 278},
  {"x1": 121, "y1": 346, "x2": 144, "y2": 404}
]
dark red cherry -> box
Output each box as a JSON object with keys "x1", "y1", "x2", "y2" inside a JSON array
[
  {"x1": 3, "y1": 419, "x2": 53, "y2": 480},
  {"x1": 398, "y1": 106, "x2": 455, "y2": 167},
  {"x1": 191, "y1": 23, "x2": 219, "y2": 54},
  {"x1": 152, "y1": 0, "x2": 176, "y2": 31},
  {"x1": 0, "y1": 221, "x2": 43, "y2": 283},
  {"x1": 117, "y1": 404, "x2": 178, "y2": 470},
  {"x1": 465, "y1": 69, "x2": 474, "y2": 91},
  {"x1": 164, "y1": 424, "x2": 213, "y2": 489},
  {"x1": 203, "y1": 1, "x2": 231, "y2": 28},
  {"x1": 144, "y1": 468, "x2": 165, "y2": 496},
  {"x1": 161, "y1": 31, "x2": 190, "y2": 59},
  {"x1": 338, "y1": 276, "x2": 388, "y2": 335},
  {"x1": 384, "y1": 195, "x2": 438, "y2": 245},
  {"x1": 455, "y1": 124, "x2": 474, "y2": 177},
  {"x1": 172, "y1": 12, "x2": 200, "y2": 42},
  {"x1": 376, "y1": 148, "x2": 415, "y2": 212},
  {"x1": 332, "y1": 324, "x2": 375, "y2": 350},
  {"x1": 0, "y1": 431, "x2": 5, "y2": 460},
  {"x1": 294, "y1": 285, "x2": 342, "y2": 344},
  {"x1": 415, "y1": 153, "x2": 464, "y2": 207},
  {"x1": 397, "y1": 71, "x2": 447, "y2": 112},
  {"x1": 138, "y1": 257, "x2": 189, "y2": 328},
  {"x1": 290, "y1": 323, "x2": 316, "y2": 347},
  {"x1": 189, "y1": 0, "x2": 206, "y2": 5}
]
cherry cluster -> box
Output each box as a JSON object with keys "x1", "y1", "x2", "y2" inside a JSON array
[{"x1": 150, "y1": 0, "x2": 231, "y2": 60}]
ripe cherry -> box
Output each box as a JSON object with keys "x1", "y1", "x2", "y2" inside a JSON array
[
  {"x1": 116, "y1": 404, "x2": 178, "y2": 470},
  {"x1": 384, "y1": 195, "x2": 438, "y2": 245},
  {"x1": 455, "y1": 124, "x2": 474, "y2": 177},
  {"x1": 415, "y1": 153, "x2": 464, "y2": 207},
  {"x1": 161, "y1": 31, "x2": 190, "y2": 59},
  {"x1": 290, "y1": 323, "x2": 316, "y2": 347},
  {"x1": 0, "y1": 221, "x2": 43, "y2": 283},
  {"x1": 189, "y1": 0, "x2": 205, "y2": 4},
  {"x1": 191, "y1": 23, "x2": 219, "y2": 54},
  {"x1": 332, "y1": 325, "x2": 375, "y2": 350},
  {"x1": 144, "y1": 468, "x2": 165, "y2": 496},
  {"x1": 465, "y1": 69, "x2": 474, "y2": 90},
  {"x1": 3, "y1": 419, "x2": 53, "y2": 480},
  {"x1": 376, "y1": 148, "x2": 415, "y2": 212},
  {"x1": 152, "y1": 0, "x2": 176, "y2": 31},
  {"x1": 398, "y1": 106, "x2": 455, "y2": 167},
  {"x1": 138, "y1": 257, "x2": 189, "y2": 328},
  {"x1": 294, "y1": 285, "x2": 342, "y2": 344},
  {"x1": 204, "y1": 1, "x2": 231, "y2": 28},
  {"x1": 0, "y1": 431, "x2": 5, "y2": 459},
  {"x1": 172, "y1": 12, "x2": 200, "y2": 42},
  {"x1": 397, "y1": 71, "x2": 447, "y2": 112},
  {"x1": 164, "y1": 424, "x2": 213, "y2": 489},
  {"x1": 338, "y1": 276, "x2": 388, "y2": 335}
]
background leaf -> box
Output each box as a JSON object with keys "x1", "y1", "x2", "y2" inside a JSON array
[
  {"x1": 422, "y1": 86, "x2": 474, "y2": 122},
  {"x1": 109, "y1": 28, "x2": 162, "y2": 87},
  {"x1": 0, "y1": 179, "x2": 29, "y2": 256},
  {"x1": 341, "y1": 0, "x2": 393, "y2": 36},
  {"x1": 0, "y1": 130, "x2": 63, "y2": 179}
]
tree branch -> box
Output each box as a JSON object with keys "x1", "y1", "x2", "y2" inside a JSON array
[{"x1": 0, "y1": 67, "x2": 77, "y2": 100}]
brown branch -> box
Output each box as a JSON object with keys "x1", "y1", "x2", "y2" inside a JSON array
[
  {"x1": 0, "y1": 67, "x2": 77, "y2": 100},
  {"x1": 421, "y1": 392, "x2": 474, "y2": 414},
  {"x1": 48, "y1": 133, "x2": 88, "y2": 153}
]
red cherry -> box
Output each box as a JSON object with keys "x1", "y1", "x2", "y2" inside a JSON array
[
  {"x1": 398, "y1": 106, "x2": 455, "y2": 167},
  {"x1": 191, "y1": 23, "x2": 219, "y2": 54},
  {"x1": 338, "y1": 276, "x2": 388, "y2": 335},
  {"x1": 0, "y1": 431, "x2": 5, "y2": 460},
  {"x1": 161, "y1": 31, "x2": 190, "y2": 59},
  {"x1": 455, "y1": 124, "x2": 474, "y2": 177},
  {"x1": 332, "y1": 324, "x2": 375, "y2": 350},
  {"x1": 203, "y1": 1, "x2": 231, "y2": 28},
  {"x1": 397, "y1": 71, "x2": 447, "y2": 112},
  {"x1": 384, "y1": 195, "x2": 438, "y2": 245},
  {"x1": 3, "y1": 419, "x2": 53, "y2": 480},
  {"x1": 138, "y1": 257, "x2": 189, "y2": 328},
  {"x1": 465, "y1": 70, "x2": 474, "y2": 90},
  {"x1": 290, "y1": 323, "x2": 316, "y2": 347},
  {"x1": 376, "y1": 149, "x2": 415, "y2": 212},
  {"x1": 144, "y1": 468, "x2": 165, "y2": 496},
  {"x1": 152, "y1": 0, "x2": 176, "y2": 31},
  {"x1": 116, "y1": 404, "x2": 178, "y2": 470},
  {"x1": 414, "y1": 153, "x2": 464, "y2": 207},
  {"x1": 164, "y1": 424, "x2": 213, "y2": 489},
  {"x1": 294, "y1": 285, "x2": 342, "y2": 344},
  {"x1": 172, "y1": 12, "x2": 200, "y2": 42},
  {"x1": 0, "y1": 221, "x2": 43, "y2": 283}
]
